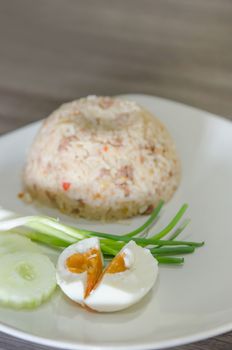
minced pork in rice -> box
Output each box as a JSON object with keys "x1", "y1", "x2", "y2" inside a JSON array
[{"x1": 23, "y1": 96, "x2": 181, "y2": 220}]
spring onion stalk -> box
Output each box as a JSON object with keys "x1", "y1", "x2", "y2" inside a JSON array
[
  {"x1": 103, "y1": 254, "x2": 185, "y2": 265},
  {"x1": 65, "y1": 200, "x2": 165, "y2": 239},
  {"x1": 169, "y1": 218, "x2": 191, "y2": 241},
  {"x1": 0, "y1": 216, "x2": 83, "y2": 242},
  {"x1": 98, "y1": 254, "x2": 185, "y2": 265},
  {"x1": 24, "y1": 231, "x2": 200, "y2": 261},
  {"x1": 26, "y1": 221, "x2": 79, "y2": 244},
  {"x1": 155, "y1": 256, "x2": 184, "y2": 264},
  {"x1": 0, "y1": 202, "x2": 204, "y2": 265},
  {"x1": 101, "y1": 239, "x2": 125, "y2": 250},
  {"x1": 121, "y1": 200, "x2": 164, "y2": 237},
  {"x1": 150, "y1": 246, "x2": 195, "y2": 255},
  {"x1": 150, "y1": 204, "x2": 188, "y2": 240},
  {"x1": 27, "y1": 218, "x2": 86, "y2": 240},
  {"x1": 79, "y1": 231, "x2": 204, "y2": 247},
  {"x1": 0, "y1": 213, "x2": 203, "y2": 247},
  {"x1": 27, "y1": 231, "x2": 74, "y2": 248},
  {"x1": 100, "y1": 243, "x2": 119, "y2": 256}
]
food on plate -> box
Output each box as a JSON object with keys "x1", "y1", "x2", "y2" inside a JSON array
[
  {"x1": 23, "y1": 95, "x2": 181, "y2": 220},
  {"x1": 0, "y1": 251, "x2": 56, "y2": 309},
  {"x1": 0, "y1": 232, "x2": 56, "y2": 309},
  {"x1": 0, "y1": 233, "x2": 40, "y2": 256},
  {"x1": 56, "y1": 237, "x2": 103, "y2": 305},
  {"x1": 56, "y1": 238, "x2": 158, "y2": 312},
  {"x1": 0, "y1": 202, "x2": 203, "y2": 267},
  {"x1": 0, "y1": 203, "x2": 204, "y2": 311}
]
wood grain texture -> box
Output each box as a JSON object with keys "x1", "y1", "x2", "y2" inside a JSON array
[
  {"x1": 0, "y1": 0, "x2": 231, "y2": 349},
  {"x1": 0, "y1": 0, "x2": 232, "y2": 136}
]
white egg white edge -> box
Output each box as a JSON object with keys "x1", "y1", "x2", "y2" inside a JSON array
[
  {"x1": 56, "y1": 237, "x2": 103, "y2": 305},
  {"x1": 85, "y1": 240, "x2": 159, "y2": 312}
]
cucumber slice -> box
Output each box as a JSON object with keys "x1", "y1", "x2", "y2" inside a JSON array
[
  {"x1": 0, "y1": 233, "x2": 40, "y2": 256},
  {"x1": 0, "y1": 252, "x2": 56, "y2": 308}
]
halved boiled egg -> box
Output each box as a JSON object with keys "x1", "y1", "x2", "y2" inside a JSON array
[
  {"x1": 56, "y1": 237, "x2": 103, "y2": 305},
  {"x1": 56, "y1": 238, "x2": 158, "y2": 312}
]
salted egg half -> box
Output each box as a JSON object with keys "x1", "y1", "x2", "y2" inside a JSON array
[{"x1": 56, "y1": 238, "x2": 158, "y2": 312}]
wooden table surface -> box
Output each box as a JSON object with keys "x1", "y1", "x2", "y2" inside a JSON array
[{"x1": 0, "y1": 0, "x2": 231, "y2": 349}]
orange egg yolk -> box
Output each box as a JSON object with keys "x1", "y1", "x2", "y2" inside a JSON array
[
  {"x1": 66, "y1": 250, "x2": 128, "y2": 298},
  {"x1": 90, "y1": 252, "x2": 128, "y2": 294},
  {"x1": 66, "y1": 248, "x2": 103, "y2": 298},
  {"x1": 105, "y1": 253, "x2": 127, "y2": 274}
]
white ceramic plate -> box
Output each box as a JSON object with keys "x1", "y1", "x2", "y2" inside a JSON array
[{"x1": 0, "y1": 94, "x2": 232, "y2": 350}]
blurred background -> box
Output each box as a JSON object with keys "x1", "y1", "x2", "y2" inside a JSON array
[{"x1": 0, "y1": 0, "x2": 231, "y2": 135}]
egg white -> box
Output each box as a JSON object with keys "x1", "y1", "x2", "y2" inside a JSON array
[
  {"x1": 85, "y1": 240, "x2": 158, "y2": 312},
  {"x1": 56, "y1": 237, "x2": 103, "y2": 305},
  {"x1": 56, "y1": 239, "x2": 158, "y2": 312}
]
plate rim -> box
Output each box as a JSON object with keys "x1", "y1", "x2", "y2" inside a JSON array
[{"x1": 0, "y1": 318, "x2": 232, "y2": 350}]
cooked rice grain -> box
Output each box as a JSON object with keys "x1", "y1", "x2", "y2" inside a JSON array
[{"x1": 23, "y1": 96, "x2": 181, "y2": 220}]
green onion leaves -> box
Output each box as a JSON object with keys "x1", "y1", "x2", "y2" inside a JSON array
[{"x1": 0, "y1": 201, "x2": 204, "y2": 265}]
